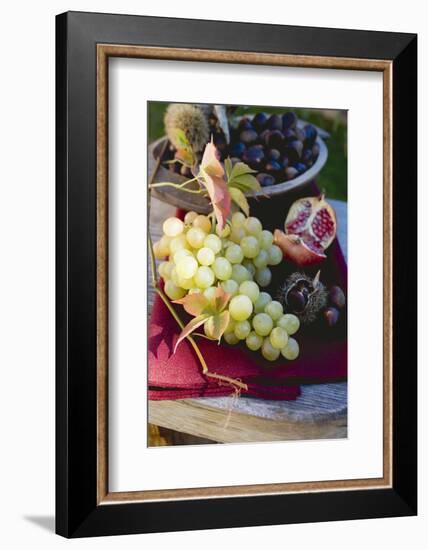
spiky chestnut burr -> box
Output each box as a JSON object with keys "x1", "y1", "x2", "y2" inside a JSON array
[
  {"x1": 164, "y1": 103, "x2": 209, "y2": 153},
  {"x1": 277, "y1": 271, "x2": 328, "y2": 324}
]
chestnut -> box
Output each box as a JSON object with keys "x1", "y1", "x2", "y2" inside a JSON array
[
  {"x1": 293, "y1": 162, "x2": 307, "y2": 175},
  {"x1": 256, "y1": 173, "x2": 275, "y2": 187},
  {"x1": 282, "y1": 111, "x2": 297, "y2": 130},
  {"x1": 238, "y1": 117, "x2": 253, "y2": 130},
  {"x1": 284, "y1": 166, "x2": 299, "y2": 181},
  {"x1": 329, "y1": 286, "x2": 346, "y2": 309},
  {"x1": 265, "y1": 160, "x2": 282, "y2": 176},
  {"x1": 242, "y1": 146, "x2": 265, "y2": 169},
  {"x1": 252, "y1": 112, "x2": 268, "y2": 131},
  {"x1": 267, "y1": 114, "x2": 282, "y2": 131},
  {"x1": 304, "y1": 124, "x2": 318, "y2": 147},
  {"x1": 324, "y1": 307, "x2": 340, "y2": 327},
  {"x1": 240, "y1": 129, "x2": 258, "y2": 145},
  {"x1": 230, "y1": 142, "x2": 246, "y2": 158},
  {"x1": 266, "y1": 130, "x2": 284, "y2": 150},
  {"x1": 287, "y1": 288, "x2": 307, "y2": 313}
]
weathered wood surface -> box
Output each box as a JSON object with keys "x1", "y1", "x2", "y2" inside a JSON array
[
  {"x1": 149, "y1": 399, "x2": 347, "y2": 444},
  {"x1": 148, "y1": 197, "x2": 348, "y2": 441}
]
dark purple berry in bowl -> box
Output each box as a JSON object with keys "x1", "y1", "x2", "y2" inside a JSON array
[
  {"x1": 252, "y1": 112, "x2": 268, "y2": 131},
  {"x1": 267, "y1": 114, "x2": 283, "y2": 131},
  {"x1": 238, "y1": 117, "x2": 254, "y2": 130},
  {"x1": 282, "y1": 111, "x2": 297, "y2": 130},
  {"x1": 284, "y1": 166, "x2": 299, "y2": 181},
  {"x1": 293, "y1": 162, "x2": 307, "y2": 174},
  {"x1": 242, "y1": 146, "x2": 265, "y2": 169},
  {"x1": 230, "y1": 142, "x2": 246, "y2": 157},
  {"x1": 240, "y1": 129, "x2": 258, "y2": 145},
  {"x1": 302, "y1": 148, "x2": 313, "y2": 165},
  {"x1": 312, "y1": 143, "x2": 320, "y2": 159},
  {"x1": 267, "y1": 148, "x2": 281, "y2": 161},
  {"x1": 266, "y1": 129, "x2": 284, "y2": 150},
  {"x1": 304, "y1": 124, "x2": 318, "y2": 147},
  {"x1": 265, "y1": 160, "x2": 282, "y2": 176},
  {"x1": 256, "y1": 173, "x2": 275, "y2": 187}
]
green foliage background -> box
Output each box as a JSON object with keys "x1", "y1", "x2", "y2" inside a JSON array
[{"x1": 148, "y1": 102, "x2": 347, "y2": 201}]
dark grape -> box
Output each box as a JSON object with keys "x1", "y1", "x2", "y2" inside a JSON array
[
  {"x1": 266, "y1": 130, "x2": 284, "y2": 150},
  {"x1": 293, "y1": 162, "x2": 307, "y2": 174},
  {"x1": 284, "y1": 166, "x2": 299, "y2": 180},
  {"x1": 267, "y1": 114, "x2": 282, "y2": 131},
  {"x1": 267, "y1": 148, "x2": 281, "y2": 161},
  {"x1": 252, "y1": 112, "x2": 268, "y2": 131},
  {"x1": 304, "y1": 124, "x2": 318, "y2": 147},
  {"x1": 242, "y1": 146, "x2": 265, "y2": 169},
  {"x1": 282, "y1": 111, "x2": 297, "y2": 130},
  {"x1": 238, "y1": 117, "x2": 254, "y2": 130},
  {"x1": 256, "y1": 173, "x2": 275, "y2": 187},
  {"x1": 230, "y1": 142, "x2": 246, "y2": 157},
  {"x1": 240, "y1": 129, "x2": 258, "y2": 145}
]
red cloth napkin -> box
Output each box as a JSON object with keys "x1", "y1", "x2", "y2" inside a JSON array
[{"x1": 148, "y1": 182, "x2": 347, "y2": 401}]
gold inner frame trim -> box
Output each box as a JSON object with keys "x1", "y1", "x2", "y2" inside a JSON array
[{"x1": 96, "y1": 44, "x2": 393, "y2": 505}]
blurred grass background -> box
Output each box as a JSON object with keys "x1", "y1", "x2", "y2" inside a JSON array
[{"x1": 148, "y1": 102, "x2": 347, "y2": 201}]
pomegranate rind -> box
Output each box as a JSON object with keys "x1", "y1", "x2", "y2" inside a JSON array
[
  {"x1": 285, "y1": 195, "x2": 337, "y2": 251},
  {"x1": 274, "y1": 229, "x2": 326, "y2": 267}
]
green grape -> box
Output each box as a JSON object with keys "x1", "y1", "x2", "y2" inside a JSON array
[
  {"x1": 224, "y1": 318, "x2": 236, "y2": 334},
  {"x1": 157, "y1": 235, "x2": 172, "y2": 257},
  {"x1": 204, "y1": 234, "x2": 222, "y2": 254},
  {"x1": 262, "y1": 338, "x2": 280, "y2": 361},
  {"x1": 281, "y1": 337, "x2": 300, "y2": 360},
  {"x1": 221, "y1": 279, "x2": 239, "y2": 297},
  {"x1": 173, "y1": 248, "x2": 193, "y2": 264},
  {"x1": 158, "y1": 261, "x2": 174, "y2": 280},
  {"x1": 255, "y1": 267, "x2": 272, "y2": 287},
  {"x1": 252, "y1": 313, "x2": 274, "y2": 336},
  {"x1": 164, "y1": 280, "x2": 186, "y2": 300},
  {"x1": 265, "y1": 300, "x2": 283, "y2": 321},
  {"x1": 239, "y1": 281, "x2": 260, "y2": 303},
  {"x1": 169, "y1": 234, "x2": 190, "y2": 255},
  {"x1": 269, "y1": 327, "x2": 289, "y2": 350},
  {"x1": 212, "y1": 257, "x2": 232, "y2": 281},
  {"x1": 242, "y1": 259, "x2": 256, "y2": 277},
  {"x1": 197, "y1": 246, "x2": 215, "y2": 266},
  {"x1": 186, "y1": 227, "x2": 206, "y2": 249},
  {"x1": 254, "y1": 291, "x2": 272, "y2": 313},
  {"x1": 244, "y1": 216, "x2": 262, "y2": 236},
  {"x1": 234, "y1": 320, "x2": 251, "y2": 340},
  {"x1": 194, "y1": 266, "x2": 215, "y2": 288},
  {"x1": 229, "y1": 294, "x2": 253, "y2": 321},
  {"x1": 231, "y1": 211, "x2": 246, "y2": 228},
  {"x1": 193, "y1": 214, "x2": 212, "y2": 233},
  {"x1": 203, "y1": 286, "x2": 217, "y2": 301},
  {"x1": 216, "y1": 223, "x2": 231, "y2": 238},
  {"x1": 224, "y1": 332, "x2": 239, "y2": 345},
  {"x1": 253, "y1": 249, "x2": 269, "y2": 269},
  {"x1": 277, "y1": 314, "x2": 300, "y2": 335},
  {"x1": 170, "y1": 268, "x2": 180, "y2": 286},
  {"x1": 184, "y1": 211, "x2": 198, "y2": 225},
  {"x1": 231, "y1": 264, "x2": 252, "y2": 284},
  {"x1": 241, "y1": 236, "x2": 260, "y2": 259},
  {"x1": 188, "y1": 288, "x2": 201, "y2": 295},
  {"x1": 153, "y1": 241, "x2": 165, "y2": 260},
  {"x1": 178, "y1": 276, "x2": 195, "y2": 290},
  {"x1": 176, "y1": 256, "x2": 198, "y2": 279},
  {"x1": 225, "y1": 243, "x2": 244, "y2": 264},
  {"x1": 260, "y1": 229, "x2": 274, "y2": 250},
  {"x1": 230, "y1": 226, "x2": 246, "y2": 244},
  {"x1": 268, "y1": 244, "x2": 283, "y2": 266},
  {"x1": 246, "y1": 331, "x2": 263, "y2": 351},
  {"x1": 163, "y1": 216, "x2": 184, "y2": 237}
]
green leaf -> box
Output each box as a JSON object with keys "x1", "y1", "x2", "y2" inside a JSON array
[
  {"x1": 230, "y1": 162, "x2": 257, "y2": 180},
  {"x1": 224, "y1": 157, "x2": 233, "y2": 180},
  {"x1": 203, "y1": 310, "x2": 230, "y2": 342},
  {"x1": 174, "y1": 313, "x2": 211, "y2": 353},
  {"x1": 231, "y1": 173, "x2": 261, "y2": 193},
  {"x1": 230, "y1": 188, "x2": 250, "y2": 216}
]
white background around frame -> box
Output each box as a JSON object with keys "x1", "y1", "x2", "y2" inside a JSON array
[
  {"x1": 0, "y1": 1, "x2": 426, "y2": 549},
  {"x1": 108, "y1": 58, "x2": 383, "y2": 492}
]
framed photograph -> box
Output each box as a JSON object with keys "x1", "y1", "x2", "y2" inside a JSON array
[{"x1": 56, "y1": 11, "x2": 417, "y2": 538}]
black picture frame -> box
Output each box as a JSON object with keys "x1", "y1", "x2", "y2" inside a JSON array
[{"x1": 56, "y1": 11, "x2": 417, "y2": 538}]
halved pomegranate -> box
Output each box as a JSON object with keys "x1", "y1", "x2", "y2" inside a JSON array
[{"x1": 274, "y1": 194, "x2": 337, "y2": 266}]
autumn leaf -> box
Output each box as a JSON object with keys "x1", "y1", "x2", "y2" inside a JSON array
[
  {"x1": 172, "y1": 286, "x2": 232, "y2": 351},
  {"x1": 173, "y1": 128, "x2": 195, "y2": 166}
]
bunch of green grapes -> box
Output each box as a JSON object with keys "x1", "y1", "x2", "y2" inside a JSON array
[{"x1": 153, "y1": 211, "x2": 300, "y2": 361}]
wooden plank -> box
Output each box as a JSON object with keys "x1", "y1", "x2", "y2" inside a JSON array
[{"x1": 149, "y1": 399, "x2": 347, "y2": 444}]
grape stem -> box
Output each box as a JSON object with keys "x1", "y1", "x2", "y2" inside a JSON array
[{"x1": 149, "y1": 178, "x2": 206, "y2": 195}]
